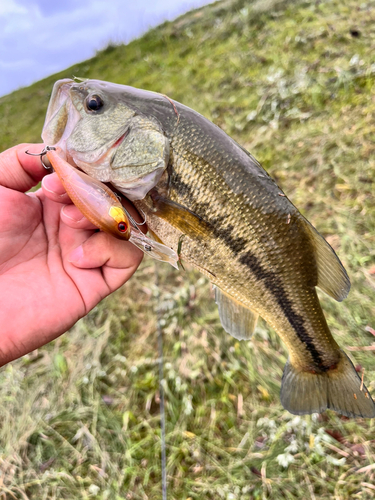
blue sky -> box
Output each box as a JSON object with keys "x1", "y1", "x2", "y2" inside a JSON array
[{"x1": 0, "y1": 0, "x2": 213, "y2": 97}]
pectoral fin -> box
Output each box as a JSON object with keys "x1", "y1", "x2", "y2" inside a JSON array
[
  {"x1": 304, "y1": 219, "x2": 350, "y2": 302},
  {"x1": 147, "y1": 228, "x2": 165, "y2": 245},
  {"x1": 149, "y1": 190, "x2": 212, "y2": 239},
  {"x1": 215, "y1": 287, "x2": 259, "y2": 340}
]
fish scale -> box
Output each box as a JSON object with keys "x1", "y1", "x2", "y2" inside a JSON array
[{"x1": 42, "y1": 78, "x2": 375, "y2": 418}]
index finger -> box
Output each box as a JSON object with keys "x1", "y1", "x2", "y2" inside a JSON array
[{"x1": 0, "y1": 143, "x2": 49, "y2": 192}]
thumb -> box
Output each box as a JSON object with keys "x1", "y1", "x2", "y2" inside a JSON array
[{"x1": 0, "y1": 144, "x2": 48, "y2": 191}]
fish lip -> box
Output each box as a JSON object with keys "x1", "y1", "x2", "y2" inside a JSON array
[
  {"x1": 44, "y1": 79, "x2": 128, "y2": 162},
  {"x1": 42, "y1": 79, "x2": 74, "y2": 145}
]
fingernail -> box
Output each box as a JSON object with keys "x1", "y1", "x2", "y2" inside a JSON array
[
  {"x1": 68, "y1": 245, "x2": 84, "y2": 263},
  {"x1": 61, "y1": 205, "x2": 84, "y2": 222},
  {"x1": 42, "y1": 175, "x2": 66, "y2": 197}
]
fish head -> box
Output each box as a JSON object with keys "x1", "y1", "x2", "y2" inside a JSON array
[{"x1": 42, "y1": 79, "x2": 174, "y2": 200}]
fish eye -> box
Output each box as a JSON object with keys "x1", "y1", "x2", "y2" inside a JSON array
[
  {"x1": 118, "y1": 221, "x2": 128, "y2": 232},
  {"x1": 86, "y1": 94, "x2": 104, "y2": 112}
]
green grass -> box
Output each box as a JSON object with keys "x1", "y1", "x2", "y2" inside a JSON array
[{"x1": 2, "y1": 0, "x2": 375, "y2": 498}]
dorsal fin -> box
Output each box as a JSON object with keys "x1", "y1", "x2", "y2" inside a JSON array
[
  {"x1": 304, "y1": 219, "x2": 350, "y2": 302},
  {"x1": 215, "y1": 287, "x2": 259, "y2": 340}
]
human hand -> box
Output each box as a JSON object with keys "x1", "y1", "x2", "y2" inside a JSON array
[{"x1": 0, "y1": 143, "x2": 143, "y2": 366}]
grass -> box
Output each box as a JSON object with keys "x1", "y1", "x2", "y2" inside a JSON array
[{"x1": 1, "y1": 0, "x2": 375, "y2": 498}]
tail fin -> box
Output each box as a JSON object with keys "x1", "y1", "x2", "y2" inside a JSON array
[{"x1": 280, "y1": 351, "x2": 375, "y2": 418}]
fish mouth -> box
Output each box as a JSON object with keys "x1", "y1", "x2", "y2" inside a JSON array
[
  {"x1": 42, "y1": 79, "x2": 76, "y2": 146},
  {"x1": 42, "y1": 79, "x2": 128, "y2": 171},
  {"x1": 42, "y1": 78, "x2": 169, "y2": 200}
]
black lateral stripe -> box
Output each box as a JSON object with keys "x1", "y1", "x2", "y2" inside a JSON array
[
  {"x1": 172, "y1": 172, "x2": 196, "y2": 202},
  {"x1": 239, "y1": 251, "x2": 325, "y2": 369},
  {"x1": 172, "y1": 171, "x2": 324, "y2": 367},
  {"x1": 210, "y1": 224, "x2": 247, "y2": 256},
  {"x1": 172, "y1": 173, "x2": 247, "y2": 255}
]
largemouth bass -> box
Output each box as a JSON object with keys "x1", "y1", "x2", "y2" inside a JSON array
[{"x1": 42, "y1": 78, "x2": 375, "y2": 418}]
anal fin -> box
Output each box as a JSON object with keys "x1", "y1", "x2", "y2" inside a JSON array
[{"x1": 215, "y1": 287, "x2": 259, "y2": 340}]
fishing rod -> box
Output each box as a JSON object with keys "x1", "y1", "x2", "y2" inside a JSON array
[{"x1": 155, "y1": 265, "x2": 167, "y2": 500}]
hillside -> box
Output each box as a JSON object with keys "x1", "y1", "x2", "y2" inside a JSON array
[{"x1": 1, "y1": 0, "x2": 375, "y2": 498}]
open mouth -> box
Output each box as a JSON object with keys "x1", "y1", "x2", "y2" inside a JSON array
[
  {"x1": 42, "y1": 79, "x2": 75, "y2": 145},
  {"x1": 42, "y1": 79, "x2": 130, "y2": 171}
]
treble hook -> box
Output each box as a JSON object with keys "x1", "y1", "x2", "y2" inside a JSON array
[
  {"x1": 112, "y1": 191, "x2": 147, "y2": 228},
  {"x1": 124, "y1": 206, "x2": 147, "y2": 228},
  {"x1": 25, "y1": 146, "x2": 56, "y2": 170}
]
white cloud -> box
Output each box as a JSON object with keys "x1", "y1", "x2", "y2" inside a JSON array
[
  {"x1": 0, "y1": 0, "x2": 27, "y2": 16},
  {"x1": 0, "y1": 0, "x2": 213, "y2": 97}
]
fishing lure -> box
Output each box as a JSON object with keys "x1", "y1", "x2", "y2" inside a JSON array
[{"x1": 40, "y1": 147, "x2": 178, "y2": 268}]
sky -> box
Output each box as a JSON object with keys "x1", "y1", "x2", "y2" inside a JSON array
[{"x1": 0, "y1": 0, "x2": 213, "y2": 97}]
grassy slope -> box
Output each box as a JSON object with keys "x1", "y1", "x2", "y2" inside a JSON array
[{"x1": 1, "y1": 0, "x2": 375, "y2": 498}]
